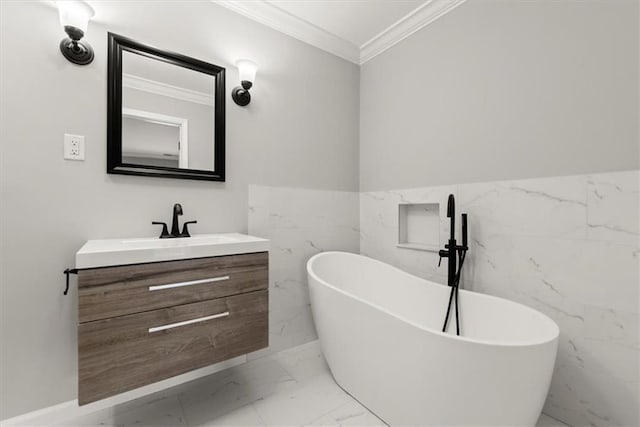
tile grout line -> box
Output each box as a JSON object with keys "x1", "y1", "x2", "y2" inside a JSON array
[
  {"x1": 541, "y1": 411, "x2": 570, "y2": 427},
  {"x1": 176, "y1": 395, "x2": 189, "y2": 427},
  {"x1": 302, "y1": 398, "x2": 356, "y2": 426},
  {"x1": 248, "y1": 403, "x2": 267, "y2": 426}
]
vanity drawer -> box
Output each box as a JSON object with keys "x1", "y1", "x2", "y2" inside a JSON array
[
  {"x1": 78, "y1": 290, "x2": 268, "y2": 405},
  {"x1": 78, "y1": 252, "x2": 268, "y2": 323}
]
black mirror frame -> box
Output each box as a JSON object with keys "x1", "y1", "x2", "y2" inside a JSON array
[{"x1": 107, "y1": 33, "x2": 226, "y2": 182}]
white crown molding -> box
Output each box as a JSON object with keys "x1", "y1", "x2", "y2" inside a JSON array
[
  {"x1": 213, "y1": 0, "x2": 360, "y2": 64},
  {"x1": 212, "y1": 0, "x2": 466, "y2": 65},
  {"x1": 360, "y1": 0, "x2": 467, "y2": 64},
  {"x1": 122, "y1": 74, "x2": 214, "y2": 107}
]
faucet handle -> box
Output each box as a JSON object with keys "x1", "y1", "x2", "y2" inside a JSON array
[
  {"x1": 180, "y1": 221, "x2": 197, "y2": 238},
  {"x1": 152, "y1": 221, "x2": 170, "y2": 239},
  {"x1": 437, "y1": 249, "x2": 448, "y2": 267}
]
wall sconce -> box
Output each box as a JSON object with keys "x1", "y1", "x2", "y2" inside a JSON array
[
  {"x1": 232, "y1": 59, "x2": 258, "y2": 106},
  {"x1": 56, "y1": 0, "x2": 95, "y2": 65}
]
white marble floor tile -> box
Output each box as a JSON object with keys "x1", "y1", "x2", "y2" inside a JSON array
[
  {"x1": 62, "y1": 396, "x2": 187, "y2": 427},
  {"x1": 535, "y1": 413, "x2": 569, "y2": 427},
  {"x1": 107, "y1": 396, "x2": 187, "y2": 427},
  {"x1": 58, "y1": 340, "x2": 574, "y2": 427},
  {"x1": 194, "y1": 403, "x2": 265, "y2": 427},
  {"x1": 179, "y1": 356, "x2": 297, "y2": 427},
  {"x1": 306, "y1": 400, "x2": 386, "y2": 426},
  {"x1": 252, "y1": 373, "x2": 352, "y2": 426},
  {"x1": 270, "y1": 340, "x2": 330, "y2": 383}
]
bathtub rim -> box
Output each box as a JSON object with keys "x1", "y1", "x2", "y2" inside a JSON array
[{"x1": 307, "y1": 251, "x2": 560, "y2": 348}]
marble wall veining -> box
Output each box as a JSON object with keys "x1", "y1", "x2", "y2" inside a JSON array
[
  {"x1": 359, "y1": 170, "x2": 639, "y2": 427},
  {"x1": 248, "y1": 186, "x2": 360, "y2": 358}
]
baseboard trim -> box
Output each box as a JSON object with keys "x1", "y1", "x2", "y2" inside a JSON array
[{"x1": 1, "y1": 355, "x2": 246, "y2": 426}]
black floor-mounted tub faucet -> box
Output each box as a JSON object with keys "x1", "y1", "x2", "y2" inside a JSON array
[{"x1": 437, "y1": 194, "x2": 468, "y2": 335}]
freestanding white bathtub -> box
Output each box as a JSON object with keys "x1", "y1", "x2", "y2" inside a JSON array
[{"x1": 307, "y1": 252, "x2": 559, "y2": 427}]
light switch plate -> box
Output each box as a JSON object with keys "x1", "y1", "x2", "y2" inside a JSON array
[{"x1": 64, "y1": 134, "x2": 85, "y2": 161}]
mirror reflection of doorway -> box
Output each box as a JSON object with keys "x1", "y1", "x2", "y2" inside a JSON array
[{"x1": 122, "y1": 108, "x2": 188, "y2": 169}]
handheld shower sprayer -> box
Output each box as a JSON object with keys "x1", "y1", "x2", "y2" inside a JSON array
[{"x1": 462, "y1": 213, "x2": 468, "y2": 248}]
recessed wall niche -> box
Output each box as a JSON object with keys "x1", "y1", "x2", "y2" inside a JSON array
[{"x1": 397, "y1": 203, "x2": 440, "y2": 252}]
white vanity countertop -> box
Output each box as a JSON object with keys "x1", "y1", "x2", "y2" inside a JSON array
[{"x1": 76, "y1": 233, "x2": 269, "y2": 269}]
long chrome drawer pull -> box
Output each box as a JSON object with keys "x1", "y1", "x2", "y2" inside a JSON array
[
  {"x1": 148, "y1": 276, "x2": 230, "y2": 291},
  {"x1": 148, "y1": 311, "x2": 230, "y2": 333}
]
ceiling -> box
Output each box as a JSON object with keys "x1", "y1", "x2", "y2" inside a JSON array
[
  {"x1": 268, "y1": 0, "x2": 427, "y2": 47},
  {"x1": 215, "y1": 0, "x2": 467, "y2": 64},
  {"x1": 53, "y1": 0, "x2": 466, "y2": 65}
]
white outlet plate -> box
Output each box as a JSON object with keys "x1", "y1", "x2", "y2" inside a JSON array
[{"x1": 64, "y1": 134, "x2": 85, "y2": 161}]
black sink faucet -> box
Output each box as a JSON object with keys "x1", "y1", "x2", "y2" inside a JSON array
[
  {"x1": 171, "y1": 203, "x2": 183, "y2": 237},
  {"x1": 437, "y1": 194, "x2": 469, "y2": 335},
  {"x1": 152, "y1": 203, "x2": 197, "y2": 238}
]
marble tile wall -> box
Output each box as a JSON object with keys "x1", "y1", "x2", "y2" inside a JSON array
[
  {"x1": 248, "y1": 185, "x2": 360, "y2": 358},
  {"x1": 360, "y1": 170, "x2": 639, "y2": 427}
]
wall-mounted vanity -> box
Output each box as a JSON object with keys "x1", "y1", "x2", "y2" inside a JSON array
[{"x1": 74, "y1": 233, "x2": 269, "y2": 404}]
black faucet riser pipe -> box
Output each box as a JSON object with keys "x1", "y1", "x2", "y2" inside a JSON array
[{"x1": 447, "y1": 238, "x2": 457, "y2": 287}]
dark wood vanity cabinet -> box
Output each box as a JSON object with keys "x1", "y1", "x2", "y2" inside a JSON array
[{"x1": 77, "y1": 252, "x2": 269, "y2": 405}]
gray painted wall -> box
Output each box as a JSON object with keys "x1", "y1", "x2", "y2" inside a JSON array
[
  {"x1": 360, "y1": 0, "x2": 639, "y2": 192},
  {"x1": 0, "y1": 1, "x2": 359, "y2": 419}
]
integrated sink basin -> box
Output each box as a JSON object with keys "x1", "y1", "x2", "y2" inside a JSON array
[
  {"x1": 120, "y1": 234, "x2": 243, "y2": 248},
  {"x1": 76, "y1": 233, "x2": 269, "y2": 268}
]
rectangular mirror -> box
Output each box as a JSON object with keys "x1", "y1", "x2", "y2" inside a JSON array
[{"x1": 108, "y1": 33, "x2": 225, "y2": 181}]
